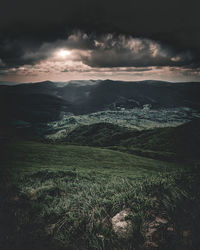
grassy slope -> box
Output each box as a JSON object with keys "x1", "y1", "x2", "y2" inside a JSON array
[
  {"x1": 1, "y1": 140, "x2": 183, "y2": 178},
  {"x1": 0, "y1": 140, "x2": 199, "y2": 250}
]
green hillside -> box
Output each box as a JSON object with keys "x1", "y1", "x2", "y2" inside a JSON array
[
  {"x1": 1, "y1": 140, "x2": 182, "y2": 178},
  {"x1": 1, "y1": 140, "x2": 200, "y2": 250},
  {"x1": 65, "y1": 122, "x2": 134, "y2": 146},
  {"x1": 63, "y1": 120, "x2": 200, "y2": 161},
  {"x1": 1, "y1": 120, "x2": 199, "y2": 250},
  {"x1": 121, "y1": 119, "x2": 200, "y2": 155}
]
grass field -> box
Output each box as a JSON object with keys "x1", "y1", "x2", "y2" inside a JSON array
[
  {"x1": 0, "y1": 140, "x2": 200, "y2": 250},
  {"x1": 1, "y1": 140, "x2": 184, "y2": 177}
]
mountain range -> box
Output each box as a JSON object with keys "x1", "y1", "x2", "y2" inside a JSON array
[{"x1": 1, "y1": 80, "x2": 200, "y2": 124}]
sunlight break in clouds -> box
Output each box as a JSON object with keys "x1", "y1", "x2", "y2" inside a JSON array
[
  {"x1": 56, "y1": 49, "x2": 71, "y2": 58},
  {"x1": 1, "y1": 31, "x2": 199, "y2": 83}
]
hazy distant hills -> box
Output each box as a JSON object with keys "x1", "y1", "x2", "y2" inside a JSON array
[
  {"x1": 85, "y1": 80, "x2": 200, "y2": 111},
  {"x1": 0, "y1": 81, "x2": 70, "y2": 123},
  {"x1": 1, "y1": 80, "x2": 200, "y2": 124},
  {"x1": 0, "y1": 81, "x2": 22, "y2": 86}
]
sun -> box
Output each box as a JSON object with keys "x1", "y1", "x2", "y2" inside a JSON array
[{"x1": 56, "y1": 49, "x2": 71, "y2": 58}]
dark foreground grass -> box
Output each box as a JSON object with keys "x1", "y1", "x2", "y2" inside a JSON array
[
  {"x1": 1, "y1": 168, "x2": 200, "y2": 250},
  {"x1": 0, "y1": 141, "x2": 200, "y2": 250}
]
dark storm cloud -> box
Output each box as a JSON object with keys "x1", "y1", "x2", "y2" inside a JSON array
[
  {"x1": 0, "y1": 31, "x2": 196, "y2": 70},
  {"x1": 0, "y1": 31, "x2": 93, "y2": 69},
  {"x1": 0, "y1": 38, "x2": 45, "y2": 68},
  {"x1": 81, "y1": 34, "x2": 194, "y2": 68},
  {"x1": 0, "y1": 0, "x2": 200, "y2": 72},
  {"x1": 1, "y1": 0, "x2": 200, "y2": 49},
  {"x1": 0, "y1": 31, "x2": 198, "y2": 83}
]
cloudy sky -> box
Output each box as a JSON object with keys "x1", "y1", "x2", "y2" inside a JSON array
[{"x1": 0, "y1": 0, "x2": 200, "y2": 83}]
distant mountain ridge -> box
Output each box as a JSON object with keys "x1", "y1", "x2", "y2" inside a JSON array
[
  {"x1": 0, "y1": 80, "x2": 200, "y2": 123},
  {"x1": 0, "y1": 81, "x2": 22, "y2": 86}
]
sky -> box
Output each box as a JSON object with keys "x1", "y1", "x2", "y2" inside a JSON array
[{"x1": 0, "y1": 0, "x2": 200, "y2": 83}]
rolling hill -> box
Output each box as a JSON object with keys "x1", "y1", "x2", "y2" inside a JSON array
[{"x1": 63, "y1": 120, "x2": 200, "y2": 162}]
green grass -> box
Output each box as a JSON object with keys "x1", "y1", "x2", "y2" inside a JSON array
[
  {"x1": 1, "y1": 140, "x2": 183, "y2": 178},
  {"x1": 1, "y1": 166, "x2": 200, "y2": 250},
  {"x1": 0, "y1": 140, "x2": 200, "y2": 250}
]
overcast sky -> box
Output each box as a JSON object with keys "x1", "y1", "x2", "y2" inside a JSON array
[{"x1": 0, "y1": 0, "x2": 200, "y2": 82}]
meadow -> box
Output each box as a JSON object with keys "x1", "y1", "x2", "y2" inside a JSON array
[{"x1": 0, "y1": 140, "x2": 200, "y2": 250}]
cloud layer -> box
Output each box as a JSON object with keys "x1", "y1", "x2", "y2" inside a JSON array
[{"x1": 0, "y1": 31, "x2": 200, "y2": 82}]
